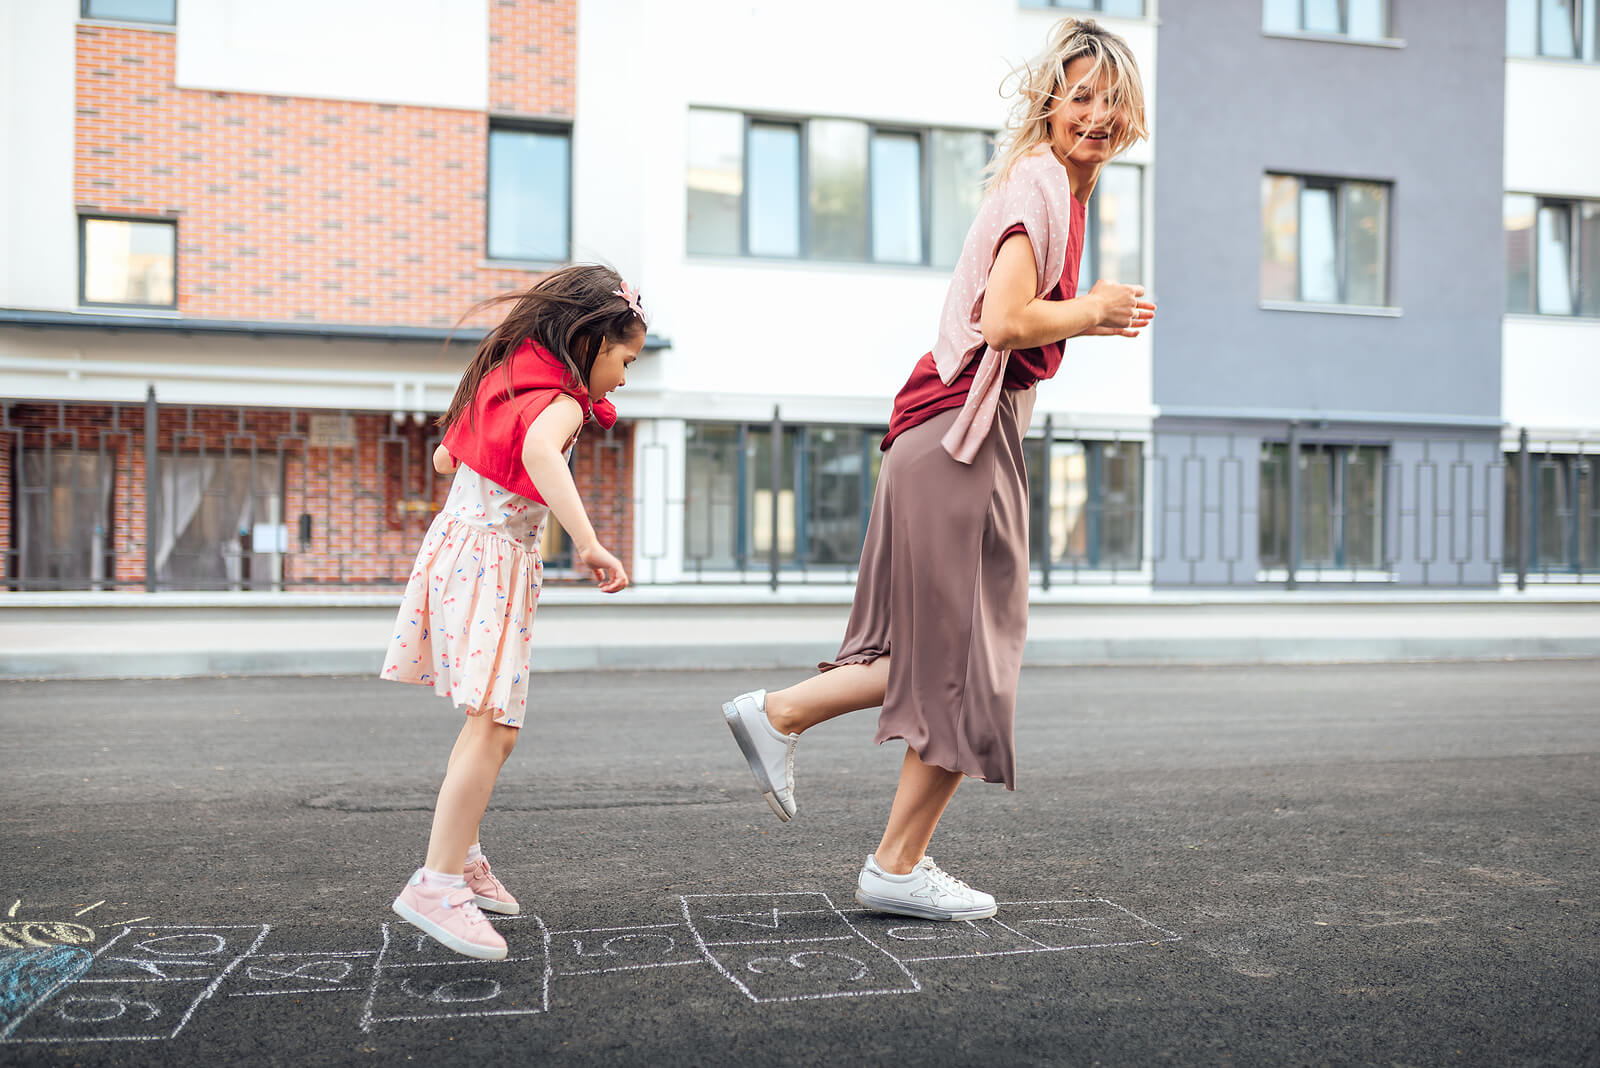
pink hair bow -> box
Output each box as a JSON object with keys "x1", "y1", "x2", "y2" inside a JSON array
[{"x1": 613, "y1": 280, "x2": 646, "y2": 326}]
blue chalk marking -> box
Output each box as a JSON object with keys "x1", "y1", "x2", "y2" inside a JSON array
[{"x1": 0, "y1": 946, "x2": 94, "y2": 1038}]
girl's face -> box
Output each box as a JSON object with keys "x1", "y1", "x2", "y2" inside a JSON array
[
  {"x1": 1048, "y1": 55, "x2": 1120, "y2": 171},
  {"x1": 587, "y1": 330, "x2": 643, "y2": 400}
]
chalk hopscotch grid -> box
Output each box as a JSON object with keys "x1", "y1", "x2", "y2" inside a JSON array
[
  {"x1": 1, "y1": 924, "x2": 272, "y2": 1045},
  {"x1": 680, "y1": 892, "x2": 923, "y2": 1004},
  {"x1": 358, "y1": 916, "x2": 551, "y2": 1031},
  {"x1": 864, "y1": 899, "x2": 1182, "y2": 964},
  {"x1": 547, "y1": 922, "x2": 703, "y2": 978}
]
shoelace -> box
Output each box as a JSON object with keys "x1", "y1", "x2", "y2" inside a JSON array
[
  {"x1": 441, "y1": 888, "x2": 487, "y2": 925},
  {"x1": 919, "y1": 857, "x2": 976, "y2": 899}
]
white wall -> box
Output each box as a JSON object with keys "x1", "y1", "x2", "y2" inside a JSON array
[
  {"x1": 1504, "y1": 60, "x2": 1600, "y2": 198},
  {"x1": 1, "y1": 0, "x2": 80, "y2": 311},
  {"x1": 575, "y1": 0, "x2": 1158, "y2": 424},
  {"x1": 175, "y1": 0, "x2": 487, "y2": 111},
  {"x1": 1502, "y1": 317, "x2": 1600, "y2": 432}
]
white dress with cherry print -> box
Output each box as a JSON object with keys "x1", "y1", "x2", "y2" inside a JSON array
[{"x1": 380, "y1": 462, "x2": 552, "y2": 726}]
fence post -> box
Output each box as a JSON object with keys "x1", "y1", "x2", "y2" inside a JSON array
[
  {"x1": 770, "y1": 404, "x2": 782, "y2": 593},
  {"x1": 1286, "y1": 420, "x2": 1301, "y2": 591},
  {"x1": 1040, "y1": 414, "x2": 1053, "y2": 592},
  {"x1": 144, "y1": 384, "x2": 158, "y2": 592},
  {"x1": 1516, "y1": 427, "x2": 1530, "y2": 592}
]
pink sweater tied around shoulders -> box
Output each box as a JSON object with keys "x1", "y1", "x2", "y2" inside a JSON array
[{"x1": 931, "y1": 146, "x2": 1076, "y2": 464}]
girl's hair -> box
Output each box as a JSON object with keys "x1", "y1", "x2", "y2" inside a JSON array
[
  {"x1": 985, "y1": 17, "x2": 1148, "y2": 190},
  {"x1": 439, "y1": 263, "x2": 645, "y2": 432}
]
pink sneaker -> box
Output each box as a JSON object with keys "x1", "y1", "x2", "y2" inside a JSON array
[
  {"x1": 464, "y1": 856, "x2": 521, "y2": 916},
  {"x1": 391, "y1": 871, "x2": 507, "y2": 960}
]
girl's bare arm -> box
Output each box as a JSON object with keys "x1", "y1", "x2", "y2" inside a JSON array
[
  {"x1": 979, "y1": 232, "x2": 1155, "y2": 352},
  {"x1": 432, "y1": 443, "x2": 457, "y2": 474},
  {"x1": 520, "y1": 396, "x2": 628, "y2": 592}
]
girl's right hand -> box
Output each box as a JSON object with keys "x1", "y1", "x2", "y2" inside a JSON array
[
  {"x1": 1086, "y1": 279, "x2": 1156, "y2": 337},
  {"x1": 576, "y1": 541, "x2": 629, "y2": 593}
]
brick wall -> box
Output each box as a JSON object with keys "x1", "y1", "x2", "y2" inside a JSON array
[{"x1": 74, "y1": 2, "x2": 577, "y2": 327}]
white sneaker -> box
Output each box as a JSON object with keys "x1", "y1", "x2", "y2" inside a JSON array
[
  {"x1": 722, "y1": 689, "x2": 798, "y2": 822},
  {"x1": 854, "y1": 855, "x2": 998, "y2": 921}
]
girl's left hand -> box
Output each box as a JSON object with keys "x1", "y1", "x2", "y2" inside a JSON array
[{"x1": 576, "y1": 541, "x2": 629, "y2": 594}]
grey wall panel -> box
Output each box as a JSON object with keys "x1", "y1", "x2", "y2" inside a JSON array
[{"x1": 1151, "y1": 0, "x2": 1506, "y2": 419}]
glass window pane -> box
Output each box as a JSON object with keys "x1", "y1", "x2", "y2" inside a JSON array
[
  {"x1": 1100, "y1": 441, "x2": 1143, "y2": 567},
  {"x1": 1261, "y1": 175, "x2": 1300, "y2": 300},
  {"x1": 1263, "y1": 0, "x2": 1299, "y2": 32},
  {"x1": 1078, "y1": 216, "x2": 1094, "y2": 296},
  {"x1": 1343, "y1": 181, "x2": 1387, "y2": 306},
  {"x1": 1097, "y1": 163, "x2": 1142, "y2": 288},
  {"x1": 1047, "y1": 442, "x2": 1089, "y2": 563},
  {"x1": 1504, "y1": 194, "x2": 1537, "y2": 314},
  {"x1": 84, "y1": 0, "x2": 175, "y2": 23},
  {"x1": 1578, "y1": 201, "x2": 1600, "y2": 316},
  {"x1": 1099, "y1": 0, "x2": 1146, "y2": 16},
  {"x1": 155, "y1": 455, "x2": 281, "y2": 587},
  {"x1": 1343, "y1": 447, "x2": 1384, "y2": 568},
  {"x1": 1537, "y1": 204, "x2": 1575, "y2": 314},
  {"x1": 1347, "y1": 0, "x2": 1386, "y2": 38},
  {"x1": 807, "y1": 120, "x2": 869, "y2": 261},
  {"x1": 871, "y1": 131, "x2": 923, "y2": 264},
  {"x1": 18, "y1": 450, "x2": 114, "y2": 588},
  {"x1": 748, "y1": 427, "x2": 797, "y2": 563},
  {"x1": 1299, "y1": 186, "x2": 1339, "y2": 303},
  {"x1": 488, "y1": 128, "x2": 569, "y2": 261},
  {"x1": 1300, "y1": 447, "x2": 1335, "y2": 566},
  {"x1": 1535, "y1": 456, "x2": 1569, "y2": 566},
  {"x1": 931, "y1": 131, "x2": 988, "y2": 268},
  {"x1": 1259, "y1": 443, "x2": 1289, "y2": 567},
  {"x1": 83, "y1": 218, "x2": 176, "y2": 306},
  {"x1": 1540, "y1": 0, "x2": 1579, "y2": 56},
  {"x1": 1303, "y1": 0, "x2": 1342, "y2": 33},
  {"x1": 1507, "y1": 0, "x2": 1540, "y2": 53},
  {"x1": 748, "y1": 123, "x2": 802, "y2": 257},
  {"x1": 685, "y1": 424, "x2": 740, "y2": 570},
  {"x1": 804, "y1": 427, "x2": 865, "y2": 565},
  {"x1": 687, "y1": 110, "x2": 744, "y2": 257}
]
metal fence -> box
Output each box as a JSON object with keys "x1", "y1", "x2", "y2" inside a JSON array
[{"x1": 4, "y1": 395, "x2": 1595, "y2": 592}]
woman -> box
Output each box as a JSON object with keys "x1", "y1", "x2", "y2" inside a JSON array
[{"x1": 722, "y1": 17, "x2": 1154, "y2": 921}]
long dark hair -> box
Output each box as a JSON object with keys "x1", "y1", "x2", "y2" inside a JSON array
[{"x1": 439, "y1": 264, "x2": 644, "y2": 433}]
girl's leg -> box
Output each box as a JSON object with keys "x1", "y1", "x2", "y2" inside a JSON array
[
  {"x1": 764, "y1": 657, "x2": 891, "y2": 735},
  {"x1": 424, "y1": 713, "x2": 519, "y2": 875},
  {"x1": 872, "y1": 747, "x2": 964, "y2": 874}
]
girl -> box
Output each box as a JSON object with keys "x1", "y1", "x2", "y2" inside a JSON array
[
  {"x1": 721, "y1": 18, "x2": 1153, "y2": 921},
  {"x1": 381, "y1": 264, "x2": 644, "y2": 960}
]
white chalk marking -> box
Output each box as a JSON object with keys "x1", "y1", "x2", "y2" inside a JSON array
[
  {"x1": 558, "y1": 960, "x2": 704, "y2": 978},
  {"x1": 227, "y1": 986, "x2": 364, "y2": 998},
  {"x1": 0, "y1": 927, "x2": 132, "y2": 1042},
  {"x1": 6, "y1": 900, "x2": 19, "y2": 918},
  {"x1": 73, "y1": 902, "x2": 106, "y2": 918},
  {"x1": 548, "y1": 923, "x2": 680, "y2": 936}
]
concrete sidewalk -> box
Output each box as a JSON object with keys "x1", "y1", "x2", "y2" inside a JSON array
[{"x1": 2, "y1": 585, "x2": 1597, "y2": 679}]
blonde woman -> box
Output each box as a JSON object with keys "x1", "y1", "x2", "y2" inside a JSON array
[{"x1": 722, "y1": 18, "x2": 1154, "y2": 920}]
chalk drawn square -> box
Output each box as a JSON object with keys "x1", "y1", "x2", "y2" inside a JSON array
[
  {"x1": 227, "y1": 952, "x2": 374, "y2": 997},
  {"x1": 548, "y1": 924, "x2": 703, "y2": 976},
  {"x1": 73, "y1": 926, "x2": 263, "y2": 983},
  {"x1": 847, "y1": 914, "x2": 1059, "y2": 962},
  {"x1": 998, "y1": 900, "x2": 1181, "y2": 951},
  {"x1": 5, "y1": 978, "x2": 214, "y2": 1043},
  {"x1": 681, "y1": 893, "x2": 920, "y2": 1004},
  {"x1": 360, "y1": 919, "x2": 551, "y2": 1029}
]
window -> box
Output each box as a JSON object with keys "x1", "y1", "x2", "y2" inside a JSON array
[
  {"x1": 1021, "y1": 0, "x2": 1145, "y2": 14},
  {"x1": 683, "y1": 423, "x2": 884, "y2": 574},
  {"x1": 1505, "y1": 452, "x2": 1599, "y2": 572},
  {"x1": 1076, "y1": 163, "x2": 1143, "y2": 294},
  {"x1": 13, "y1": 450, "x2": 116, "y2": 590},
  {"x1": 487, "y1": 124, "x2": 570, "y2": 262},
  {"x1": 1505, "y1": 194, "x2": 1600, "y2": 317},
  {"x1": 1261, "y1": 174, "x2": 1389, "y2": 307},
  {"x1": 82, "y1": 0, "x2": 175, "y2": 24},
  {"x1": 1263, "y1": 0, "x2": 1388, "y2": 39},
  {"x1": 1507, "y1": 0, "x2": 1600, "y2": 61},
  {"x1": 1026, "y1": 439, "x2": 1144, "y2": 569},
  {"x1": 80, "y1": 216, "x2": 176, "y2": 308},
  {"x1": 1260, "y1": 443, "x2": 1386, "y2": 571},
  {"x1": 686, "y1": 109, "x2": 990, "y2": 268},
  {"x1": 153, "y1": 454, "x2": 282, "y2": 588}
]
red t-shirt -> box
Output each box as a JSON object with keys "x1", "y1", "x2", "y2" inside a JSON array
[{"x1": 881, "y1": 213, "x2": 1084, "y2": 452}]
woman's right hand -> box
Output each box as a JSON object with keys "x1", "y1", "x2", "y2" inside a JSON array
[
  {"x1": 575, "y1": 540, "x2": 629, "y2": 594},
  {"x1": 1086, "y1": 280, "x2": 1156, "y2": 337}
]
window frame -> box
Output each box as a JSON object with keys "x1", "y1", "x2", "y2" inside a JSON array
[
  {"x1": 1261, "y1": 172, "x2": 1393, "y2": 310},
  {"x1": 78, "y1": 214, "x2": 179, "y2": 311},
  {"x1": 1505, "y1": 193, "x2": 1600, "y2": 318},
  {"x1": 1506, "y1": 0, "x2": 1600, "y2": 62},
  {"x1": 1259, "y1": 441, "x2": 1390, "y2": 573},
  {"x1": 81, "y1": 0, "x2": 176, "y2": 26},
  {"x1": 1262, "y1": 0, "x2": 1398, "y2": 44},
  {"x1": 485, "y1": 119, "x2": 574, "y2": 266},
  {"x1": 1020, "y1": 0, "x2": 1147, "y2": 14}
]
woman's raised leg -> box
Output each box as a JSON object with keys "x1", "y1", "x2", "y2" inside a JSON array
[{"x1": 764, "y1": 656, "x2": 890, "y2": 734}]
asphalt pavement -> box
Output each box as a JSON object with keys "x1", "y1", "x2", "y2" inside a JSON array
[{"x1": 1, "y1": 662, "x2": 1596, "y2": 1067}]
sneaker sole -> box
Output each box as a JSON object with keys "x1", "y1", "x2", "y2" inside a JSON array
[
  {"x1": 722, "y1": 700, "x2": 794, "y2": 823},
  {"x1": 854, "y1": 888, "x2": 998, "y2": 922},
  {"x1": 391, "y1": 898, "x2": 508, "y2": 960},
  {"x1": 473, "y1": 896, "x2": 520, "y2": 916}
]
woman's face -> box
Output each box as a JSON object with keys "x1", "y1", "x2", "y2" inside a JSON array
[
  {"x1": 587, "y1": 329, "x2": 643, "y2": 400},
  {"x1": 1048, "y1": 55, "x2": 1120, "y2": 170}
]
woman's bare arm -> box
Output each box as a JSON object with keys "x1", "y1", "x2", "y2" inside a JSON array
[{"x1": 978, "y1": 232, "x2": 1155, "y2": 351}]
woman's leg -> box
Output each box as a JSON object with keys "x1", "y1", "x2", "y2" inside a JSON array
[
  {"x1": 424, "y1": 713, "x2": 518, "y2": 875},
  {"x1": 765, "y1": 657, "x2": 891, "y2": 735},
  {"x1": 872, "y1": 747, "x2": 964, "y2": 874}
]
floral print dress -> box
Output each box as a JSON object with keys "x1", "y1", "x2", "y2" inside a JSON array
[{"x1": 380, "y1": 463, "x2": 549, "y2": 726}]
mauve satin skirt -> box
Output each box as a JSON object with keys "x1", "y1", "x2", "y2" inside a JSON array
[{"x1": 820, "y1": 386, "x2": 1036, "y2": 790}]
